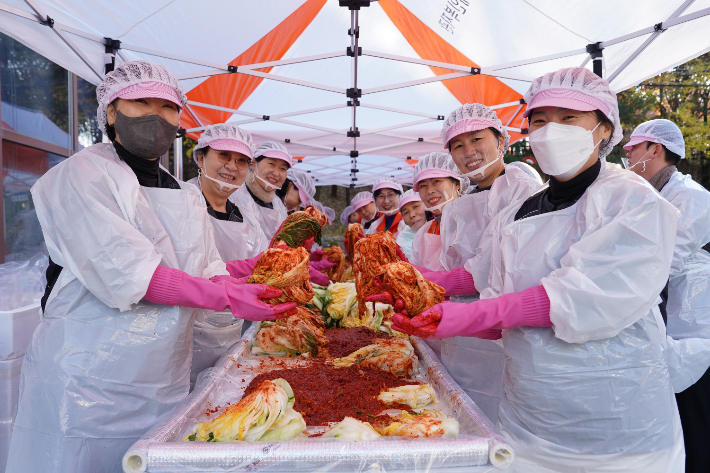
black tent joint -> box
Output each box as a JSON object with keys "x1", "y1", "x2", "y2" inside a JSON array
[
  {"x1": 418, "y1": 138, "x2": 423, "y2": 142},
  {"x1": 437, "y1": 115, "x2": 445, "y2": 120},
  {"x1": 347, "y1": 100, "x2": 361, "y2": 106},
  {"x1": 176, "y1": 128, "x2": 186, "y2": 137},
  {"x1": 40, "y1": 15, "x2": 54, "y2": 28},
  {"x1": 285, "y1": 139, "x2": 291, "y2": 143},
  {"x1": 339, "y1": 0, "x2": 372, "y2": 10},
  {"x1": 350, "y1": 150, "x2": 359, "y2": 157},
  {"x1": 521, "y1": 128, "x2": 529, "y2": 135},
  {"x1": 347, "y1": 46, "x2": 362, "y2": 56},
  {"x1": 346, "y1": 88, "x2": 362, "y2": 98},
  {"x1": 654, "y1": 22, "x2": 667, "y2": 32},
  {"x1": 228, "y1": 65, "x2": 238, "y2": 73},
  {"x1": 263, "y1": 115, "x2": 270, "y2": 121},
  {"x1": 470, "y1": 67, "x2": 480, "y2": 74},
  {"x1": 347, "y1": 128, "x2": 360, "y2": 138}
]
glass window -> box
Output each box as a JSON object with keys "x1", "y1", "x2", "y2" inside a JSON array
[
  {"x1": 0, "y1": 32, "x2": 71, "y2": 149},
  {"x1": 77, "y1": 76, "x2": 102, "y2": 148},
  {"x1": 2, "y1": 140, "x2": 66, "y2": 261}
]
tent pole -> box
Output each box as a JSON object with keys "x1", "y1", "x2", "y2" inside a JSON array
[{"x1": 348, "y1": 8, "x2": 360, "y2": 188}]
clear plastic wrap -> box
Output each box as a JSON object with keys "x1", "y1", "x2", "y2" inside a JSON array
[
  {"x1": 123, "y1": 325, "x2": 514, "y2": 472},
  {"x1": 0, "y1": 252, "x2": 47, "y2": 311}
]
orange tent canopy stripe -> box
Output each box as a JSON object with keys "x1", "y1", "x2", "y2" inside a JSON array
[
  {"x1": 379, "y1": 0, "x2": 527, "y2": 144},
  {"x1": 181, "y1": 0, "x2": 328, "y2": 139}
]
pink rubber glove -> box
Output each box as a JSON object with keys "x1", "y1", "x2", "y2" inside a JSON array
[
  {"x1": 309, "y1": 266, "x2": 330, "y2": 286},
  {"x1": 395, "y1": 245, "x2": 409, "y2": 263},
  {"x1": 303, "y1": 237, "x2": 315, "y2": 252},
  {"x1": 391, "y1": 285, "x2": 552, "y2": 339},
  {"x1": 310, "y1": 249, "x2": 326, "y2": 262},
  {"x1": 225, "y1": 255, "x2": 261, "y2": 278},
  {"x1": 420, "y1": 267, "x2": 477, "y2": 297},
  {"x1": 144, "y1": 266, "x2": 297, "y2": 321},
  {"x1": 309, "y1": 259, "x2": 336, "y2": 272}
]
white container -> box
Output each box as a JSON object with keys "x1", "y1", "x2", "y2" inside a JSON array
[
  {"x1": 0, "y1": 417, "x2": 13, "y2": 473},
  {"x1": 0, "y1": 302, "x2": 41, "y2": 361},
  {"x1": 0, "y1": 357, "x2": 23, "y2": 419}
]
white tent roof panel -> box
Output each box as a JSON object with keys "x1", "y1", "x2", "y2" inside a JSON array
[{"x1": 1, "y1": 0, "x2": 709, "y2": 186}]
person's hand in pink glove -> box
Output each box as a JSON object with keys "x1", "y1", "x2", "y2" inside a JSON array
[
  {"x1": 144, "y1": 266, "x2": 297, "y2": 321},
  {"x1": 391, "y1": 285, "x2": 552, "y2": 339},
  {"x1": 309, "y1": 258, "x2": 336, "y2": 272},
  {"x1": 303, "y1": 237, "x2": 315, "y2": 252},
  {"x1": 225, "y1": 255, "x2": 261, "y2": 278},
  {"x1": 310, "y1": 249, "x2": 327, "y2": 262},
  {"x1": 309, "y1": 266, "x2": 330, "y2": 286}
]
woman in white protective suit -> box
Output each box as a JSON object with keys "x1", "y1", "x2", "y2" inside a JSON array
[
  {"x1": 410, "y1": 152, "x2": 469, "y2": 271},
  {"x1": 234, "y1": 141, "x2": 290, "y2": 241},
  {"x1": 391, "y1": 67, "x2": 684, "y2": 472},
  {"x1": 6, "y1": 61, "x2": 296, "y2": 473},
  {"x1": 415, "y1": 104, "x2": 543, "y2": 423},
  {"x1": 364, "y1": 177, "x2": 406, "y2": 238},
  {"x1": 623, "y1": 119, "x2": 710, "y2": 473},
  {"x1": 395, "y1": 189, "x2": 426, "y2": 261},
  {"x1": 186, "y1": 123, "x2": 269, "y2": 387},
  {"x1": 279, "y1": 168, "x2": 316, "y2": 214}
]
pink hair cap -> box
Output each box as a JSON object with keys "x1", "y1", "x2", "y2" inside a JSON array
[
  {"x1": 109, "y1": 81, "x2": 182, "y2": 108},
  {"x1": 523, "y1": 88, "x2": 610, "y2": 118}
]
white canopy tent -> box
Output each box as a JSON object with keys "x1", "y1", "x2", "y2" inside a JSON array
[{"x1": 1, "y1": 0, "x2": 709, "y2": 186}]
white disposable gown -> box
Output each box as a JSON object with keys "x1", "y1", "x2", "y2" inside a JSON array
[
  {"x1": 233, "y1": 184, "x2": 287, "y2": 242},
  {"x1": 660, "y1": 171, "x2": 710, "y2": 392},
  {"x1": 186, "y1": 177, "x2": 268, "y2": 388},
  {"x1": 481, "y1": 161, "x2": 684, "y2": 472},
  {"x1": 438, "y1": 163, "x2": 542, "y2": 423},
  {"x1": 411, "y1": 220, "x2": 445, "y2": 271},
  {"x1": 7, "y1": 143, "x2": 228, "y2": 473}
]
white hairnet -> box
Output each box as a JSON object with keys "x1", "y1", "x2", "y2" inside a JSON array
[
  {"x1": 413, "y1": 152, "x2": 470, "y2": 194},
  {"x1": 372, "y1": 176, "x2": 404, "y2": 194},
  {"x1": 96, "y1": 60, "x2": 186, "y2": 133},
  {"x1": 351, "y1": 191, "x2": 374, "y2": 211},
  {"x1": 441, "y1": 103, "x2": 510, "y2": 151},
  {"x1": 287, "y1": 168, "x2": 316, "y2": 204},
  {"x1": 399, "y1": 188, "x2": 422, "y2": 210},
  {"x1": 323, "y1": 206, "x2": 335, "y2": 224},
  {"x1": 523, "y1": 67, "x2": 622, "y2": 159},
  {"x1": 340, "y1": 205, "x2": 355, "y2": 225},
  {"x1": 193, "y1": 123, "x2": 254, "y2": 165},
  {"x1": 254, "y1": 141, "x2": 293, "y2": 167},
  {"x1": 625, "y1": 119, "x2": 686, "y2": 158}
]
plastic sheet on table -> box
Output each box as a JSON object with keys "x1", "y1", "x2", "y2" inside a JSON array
[{"x1": 123, "y1": 324, "x2": 514, "y2": 472}]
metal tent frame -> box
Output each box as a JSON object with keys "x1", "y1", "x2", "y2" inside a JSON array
[{"x1": 2, "y1": 0, "x2": 709, "y2": 185}]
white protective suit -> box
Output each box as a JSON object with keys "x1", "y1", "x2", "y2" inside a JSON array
[
  {"x1": 186, "y1": 176, "x2": 268, "y2": 387},
  {"x1": 481, "y1": 161, "x2": 684, "y2": 472},
  {"x1": 233, "y1": 182, "x2": 288, "y2": 242},
  {"x1": 411, "y1": 220, "x2": 445, "y2": 271},
  {"x1": 438, "y1": 163, "x2": 542, "y2": 423},
  {"x1": 660, "y1": 171, "x2": 710, "y2": 392},
  {"x1": 365, "y1": 214, "x2": 406, "y2": 238},
  {"x1": 7, "y1": 143, "x2": 228, "y2": 473},
  {"x1": 395, "y1": 224, "x2": 417, "y2": 261}
]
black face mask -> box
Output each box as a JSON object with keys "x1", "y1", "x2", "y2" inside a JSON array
[{"x1": 113, "y1": 110, "x2": 179, "y2": 159}]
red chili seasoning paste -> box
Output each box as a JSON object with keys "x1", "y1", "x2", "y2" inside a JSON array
[
  {"x1": 243, "y1": 360, "x2": 416, "y2": 425},
  {"x1": 319, "y1": 326, "x2": 391, "y2": 358}
]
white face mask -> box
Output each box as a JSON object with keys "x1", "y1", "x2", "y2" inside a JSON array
[
  {"x1": 463, "y1": 150, "x2": 502, "y2": 181},
  {"x1": 529, "y1": 122, "x2": 602, "y2": 179},
  {"x1": 199, "y1": 167, "x2": 242, "y2": 193},
  {"x1": 251, "y1": 166, "x2": 279, "y2": 192},
  {"x1": 621, "y1": 148, "x2": 653, "y2": 173}
]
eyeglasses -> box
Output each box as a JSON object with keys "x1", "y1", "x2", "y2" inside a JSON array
[
  {"x1": 375, "y1": 192, "x2": 399, "y2": 202},
  {"x1": 215, "y1": 151, "x2": 250, "y2": 169}
]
